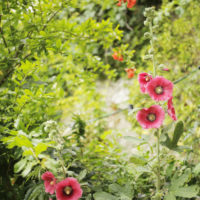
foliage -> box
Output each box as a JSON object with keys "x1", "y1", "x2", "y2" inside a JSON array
[{"x1": 0, "y1": 0, "x2": 200, "y2": 200}]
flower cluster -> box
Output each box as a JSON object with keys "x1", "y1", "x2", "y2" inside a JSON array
[
  {"x1": 125, "y1": 68, "x2": 136, "y2": 79},
  {"x1": 112, "y1": 51, "x2": 123, "y2": 61},
  {"x1": 117, "y1": 0, "x2": 136, "y2": 8},
  {"x1": 42, "y1": 172, "x2": 82, "y2": 200},
  {"x1": 137, "y1": 73, "x2": 177, "y2": 129}
]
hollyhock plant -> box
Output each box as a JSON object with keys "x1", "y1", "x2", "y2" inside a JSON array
[
  {"x1": 167, "y1": 97, "x2": 177, "y2": 121},
  {"x1": 112, "y1": 51, "x2": 123, "y2": 61},
  {"x1": 125, "y1": 68, "x2": 136, "y2": 79},
  {"x1": 42, "y1": 171, "x2": 56, "y2": 195},
  {"x1": 56, "y1": 177, "x2": 82, "y2": 200},
  {"x1": 136, "y1": 105, "x2": 165, "y2": 129},
  {"x1": 138, "y1": 72, "x2": 152, "y2": 93},
  {"x1": 146, "y1": 76, "x2": 173, "y2": 101}
]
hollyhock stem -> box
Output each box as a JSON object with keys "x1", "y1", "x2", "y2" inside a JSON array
[
  {"x1": 173, "y1": 66, "x2": 199, "y2": 84},
  {"x1": 149, "y1": 22, "x2": 156, "y2": 77},
  {"x1": 155, "y1": 129, "x2": 161, "y2": 198}
]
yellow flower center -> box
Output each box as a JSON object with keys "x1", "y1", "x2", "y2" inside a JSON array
[
  {"x1": 50, "y1": 181, "x2": 54, "y2": 185},
  {"x1": 145, "y1": 75, "x2": 151, "y2": 82},
  {"x1": 155, "y1": 86, "x2": 163, "y2": 94},
  {"x1": 64, "y1": 186, "x2": 72, "y2": 196},
  {"x1": 148, "y1": 114, "x2": 156, "y2": 122}
]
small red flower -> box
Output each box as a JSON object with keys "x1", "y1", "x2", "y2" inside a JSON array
[
  {"x1": 167, "y1": 97, "x2": 177, "y2": 121},
  {"x1": 146, "y1": 76, "x2": 173, "y2": 101},
  {"x1": 117, "y1": 0, "x2": 136, "y2": 8},
  {"x1": 127, "y1": 0, "x2": 136, "y2": 8},
  {"x1": 136, "y1": 105, "x2": 165, "y2": 129},
  {"x1": 117, "y1": 0, "x2": 122, "y2": 6},
  {"x1": 112, "y1": 52, "x2": 123, "y2": 61},
  {"x1": 56, "y1": 177, "x2": 82, "y2": 200},
  {"x1": 125, "y1": 68, "x2": 136, "y2": 78},
  {"x1": 42, "y1": 172, "x2": 56, "y2": 195},
  {"x1": 138, "y1": 72, "x2": 152, "y2": 93}
]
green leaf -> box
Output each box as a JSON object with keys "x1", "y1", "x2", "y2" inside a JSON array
[
  {"x1": 34, "y1": 143, "x2": 49, "y2": 157},
  {"x1": 21, "y1": 161, "x2": 37, "y2": 177},
  {"x1": 171, "y1": 121, "x2": 184, "y2": 147},
  {"x1": 193, "y1": 163, "x2": 200, "y2": 175},
  {"x1": 174, "y1": 186, "x2": 198, "y2": 198},
  {"x1": 164, "y1": 192, "x2": 176, "y2": 200},
  {"x1": 93, "y1": 192, "x2": 117, "y2": 200},
  {"x1": 14, "y1": 158, "x2": 27, "y2": 173},
  {"x1": 78, "y1": 169, "x2": 87, "y2": 181},
  {"x1": 129, "y1": 154, "x2": 147, "y2": 165}
]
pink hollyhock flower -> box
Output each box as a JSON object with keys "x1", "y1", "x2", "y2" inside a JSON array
[
  {"x1": 146, "y1": 76, "x2": 173, "y2": 101},
  {"x1": 167, "y1": 97, "x2": 177, "y2": 121},
  {"x1": 56, "y1": 177, "x2": 82, "y2": 200},
  {"x1": 138, "y1": 72, "x2": 152, "y2": 93},
  {"x1": 125, "y1": 68, "x2": 136, "y2": 79},
  {"x1": 136, "y1": 105, "x2": 165, "y2": 129},
  {"x1": 42, "y1": 172, "x2": 56, "y2": 195}
]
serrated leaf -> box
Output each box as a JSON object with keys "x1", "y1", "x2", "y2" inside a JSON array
[
  {"x1": 174, "y1": 185, "x2": 198, "y2": 198},
  {"x1": 14, "y1": 158, "x2": 27, "y2": 173},
  {"x1": 21, "y1": 161, "x2": 37, "y2": 177},
  {"x1": 93, "y1": 191, "x2": 116, "y2": 200},
  {"x1": 172, "y1": 121, "x2": 184, "y2": 147},
  {"x1": 34, "y1": 143, "x2": 49, "y2": 157},
  {"x1": 78, "y1": 169, "x2": 87, "y2": 181}
]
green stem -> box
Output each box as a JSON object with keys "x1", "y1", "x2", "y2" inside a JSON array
[
  {"x1": 150, "y1": 22, "x2": 156, "y2": 77},
  {"x1": 156, "y1": 129, "x2": 161, "y2": 195},
  {"x1": 173, "y1": 67, "x2": 199, "y2": 84}
]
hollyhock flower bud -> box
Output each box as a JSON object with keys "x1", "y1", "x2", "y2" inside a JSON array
[
  {"x1": 167, "y1": 97, "x2": 177, "y2": 121},
  {"x1": 136, "y1": 105, "x2": 165, "y2": 129},
  {"x1": 56, "y1": 177, "x2": 82, "y2": 200},
  {"x1": 42, "y1": 172, "x2": 56, "y2": 195},
  {"x1": 138, "y1": 72, "x2": 152, "y2": 93},
  {"x1": 146, "y1": 76, "x2": 173, "y2": 101},
  {"x1": 125, "y1": 68, "x2": 136, "y2": 79},
  {"x1": 162, "y1": 68, "x2": 170, "y2": 71}
]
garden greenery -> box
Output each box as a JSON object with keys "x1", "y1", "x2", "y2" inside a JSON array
[{"x1": 0, "y1": 0, "x2": 200, "y2": 200}]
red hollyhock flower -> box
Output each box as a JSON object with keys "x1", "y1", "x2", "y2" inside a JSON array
[
  {"x1": 138, "y1": 72, "x2": 152, "y2": 93},
  {"x1": 56, "y1": 177, "x2": 82, "y2": 200},
  {"x1": 112, "y1": 52, "x2": 123, "y2": 61},
  {"x1": 42, "y1": 171, "x2": 56, "y2": 195},
  {"x1": 146, "y1": 76, "x2": 173, "y2": 101},
  {"x1": 167, "y1": 97, "x2": 177, "y2": 121},
  {"x1": 125, "y1": 68, "x2": 136, "y2": 79},
  {"x1": 136, "y1": 105, "x2": 165, "y2": 129}
]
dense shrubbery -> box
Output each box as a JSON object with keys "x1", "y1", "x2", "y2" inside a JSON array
[{"x1": 0, "y1": 0, "x2": 200, "y2": 200}]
